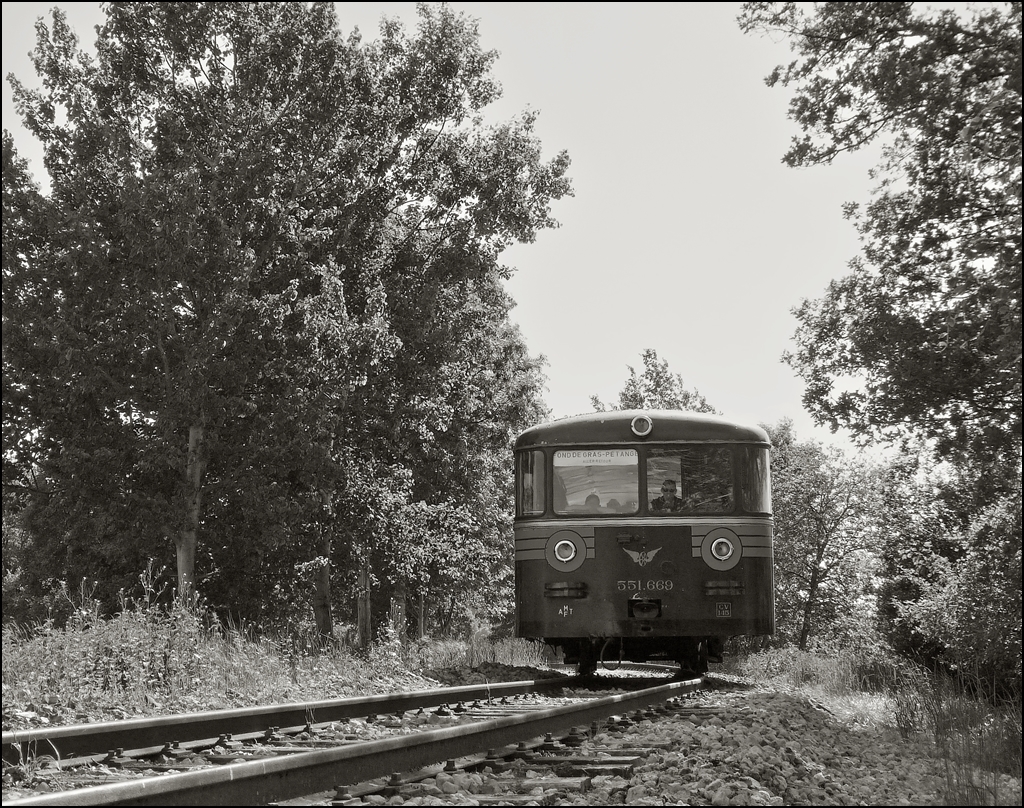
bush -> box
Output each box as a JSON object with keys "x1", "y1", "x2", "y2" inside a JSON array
[
  {"x1": 737, "y1": 646, "x2": 909, "y2": 695},
  {"x1": 884, "y1": 481, "x2": 1022, "y2": 697},
  {"x1": 401, "y1": 635, "x2": 547, "y2": 671}
]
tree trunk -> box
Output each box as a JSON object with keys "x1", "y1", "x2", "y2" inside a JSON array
[
  {"x1": 312, "y1": 490, "x2": 334, "y2": 640},
  {"x1": 175, "y1": 422, "x2": 206, "y2": 598},
  {"x1": 174, "y1": 531, "x2": 197, "y2": 599},
  {"x1": 418, "y1": 589, "x2": 427, "y2": 639},
  {"x1": 312, "y1": 536, "x2": 333, "y2": 640},
  {"x1": 391, "y1": 578, "x2": 407, "y2": 643},
  {"x1": 356, "y1": 562, "x2": 372, "y2": 649},
  {"x1": 799, "y1": 567, "x2": 820, "y2": 651}
]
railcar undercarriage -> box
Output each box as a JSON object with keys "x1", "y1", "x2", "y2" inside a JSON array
[{"x1": 551, "y1": 635, "x2": 725, "y2": 676}]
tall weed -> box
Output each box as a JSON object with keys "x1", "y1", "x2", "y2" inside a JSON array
[
  {"x1": 3, "y1": 567, "x2": 420, "y2": 721},
  {"x1": 914, "y1": 667, "x2": 1022, "y2": 805},
  {"x1": 737, "y1": 645, "x2": 904, "y2": 695}
]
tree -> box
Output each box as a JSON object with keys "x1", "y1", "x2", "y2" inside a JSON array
[
  {"x1": 876, "y1": 443, "x2": 1021, "y2": 683},
  {"x1": 740, "y1": 2, "x2": 1022, "y2": 464},
  {"x1": 327, "y1": 247, "x2": 548, "y2": 641},
  {"x1": 763, "y1": 419, "x2": 885, "y2": 651},
  {"x1": 351, "y1": 280, "x2": 547, "y2": 640},
  {"x1": 591, "y1": 349, "x2": 717, "y2": 413},
  {"x1": 4, "y1": 126, "x2": 174, "y2": 601},
  {"x1": 4, "y1": 2, "x2": 385, "y2": 603},
  {"x1": 951, "y1": 482, "x2": 1022, "y2": 683},
  {"x1": 2, "y1": 132, "x2": 46, "y2": 496},
  {"x1": 3, "y1": 2, "x2": 568, "y2": 628}
]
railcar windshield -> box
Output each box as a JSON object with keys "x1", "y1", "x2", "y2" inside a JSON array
[
  {"x1": 514, "y1": 442, "x2": 771, "y2": 518},
  {"x1": 646, "y1": 446, "x2": 734, "y2": 514},
  {"x1": 552, "y1": 449, "x2": 639, "y2": 515}
]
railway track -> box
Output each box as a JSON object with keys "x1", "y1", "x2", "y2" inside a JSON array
[
  {"x1": 3, "y1": 671, "x2": 708, "y2": 806},
  {"x1": 3, "y1": 677, "x2": 572, "y2": 767}
]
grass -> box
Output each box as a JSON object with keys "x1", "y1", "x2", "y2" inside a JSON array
[
  {"x1": 401, "y1": 635, "x2": 548, "y2": 671},
  {"x1": 2, "y1": 589, "x2": 550, "y2": 734},
  {"x1": 5, "y1": 587, "x2": 1019, "y2": 806},
  {"x1": 730, "y1": 647, "x2": 1023, "y2": 806},
  {"x1": 2, "y1": 605, "x2": 414, "y2": 729}
]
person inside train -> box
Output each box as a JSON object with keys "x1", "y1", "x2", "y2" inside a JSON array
[
  {"x1": 650, "y1": 479, "x2": 684, "y2": 512},
  {"x1": 584, "y1": 493, "x2": 601, "y2": 512}
]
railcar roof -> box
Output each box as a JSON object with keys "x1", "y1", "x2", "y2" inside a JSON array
[{"x1": 514, "y1": 409, "x2": 770, "y2": 448}]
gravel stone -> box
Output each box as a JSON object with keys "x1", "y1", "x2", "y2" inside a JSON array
[{"x1": 547, "y1": 687, "x2": 1020, "y2": 806}]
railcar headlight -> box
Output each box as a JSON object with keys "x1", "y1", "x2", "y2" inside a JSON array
[
  {"x1": 700, "y1": 527, "x2": 741, "y2": 571},
  {"x1": 544, "y1": 530, "x2": 588, "y2": 571},
  {"x1": 553, "y1": 540, "x2": 578, "y2": 563},
  {"x1": 710, "y1": 537, "x2": 734, "y2": 561},
  {"x1": 630, "y1": 414, "x2": 653, "y2": 437}
]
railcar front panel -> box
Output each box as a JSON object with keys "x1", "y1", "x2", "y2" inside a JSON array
[
  {"x1": 512, "y1": 410, "x2": 775, "y2": 669},
  {"x1": 515, "y1": 518, "x2": 774, "y2": 637}
]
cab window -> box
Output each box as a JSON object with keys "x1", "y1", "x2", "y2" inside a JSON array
[
  {"x1": 516, "y1": 450, "x2": 546, "y2": 517},
  {"x1": 738, "y1": 445, "x2": 772, "y2": 514},
  {"x1": 553, "y1": 449, "x2": 639, "y2": 515},
  {"x1": 646, "y1": 447, "x2": 734, "y2": 514}
]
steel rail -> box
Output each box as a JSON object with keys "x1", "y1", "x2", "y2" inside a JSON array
[
  {"x1": 4, "y1": 677, "x2": 701, "y2": 806},
  {"x1": 3, "y1": 678, "x2": 569, "y2": 766}
]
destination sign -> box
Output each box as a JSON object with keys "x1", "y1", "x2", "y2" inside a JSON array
[{"x1": 553, "y1": 449, "x2": 638, "y2": 466}]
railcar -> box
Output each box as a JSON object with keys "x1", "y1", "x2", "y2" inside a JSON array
[{"x1": 514, "y1": 410, "x2": 774, "y2": 674}]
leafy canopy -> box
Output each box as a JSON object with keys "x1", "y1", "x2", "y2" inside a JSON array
[
  {"x1": 591, "y1": 348, "x2": 717, "y2": 413},
  {"x1": 740, "y1": 2, "x2": 1022, "y2": 463},
  {"x1": 2, "y1": 2, "x2": 569, "y2": 621},
  {"x1": 762, "y1": 419, "x2": 885, "y2": 651}
]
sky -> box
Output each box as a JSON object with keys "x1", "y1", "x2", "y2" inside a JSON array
[{"x1": 2, "y1": 2, "x2": 888, "y2": 450}]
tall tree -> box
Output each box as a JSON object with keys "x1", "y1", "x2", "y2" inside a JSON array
[
  {"x1": 2, "y1": 132, "x2": 46, "y2": 501},
  {"x1": 763, "y1": 420, "x2": 885, "y2": 651},
  {"x1": 740, "y1": 2, "x2": 1022, "y2": 464},
  {"x1": 591, "y1": 348, "x2": 717, "y2": 413},
  {"x1": 335, "y1": 240, "x2": 549, "y2": 641},
  {"x1": 3, "y1": 2, "x2": 569, "y2": 623},
  {"x1": 4, "y1": 2, "x2": 395, "y2": 604}
]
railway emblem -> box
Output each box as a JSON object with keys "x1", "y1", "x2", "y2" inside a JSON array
[{"x1": 623, "y1": 546, "x2": 662, "y2": 567}]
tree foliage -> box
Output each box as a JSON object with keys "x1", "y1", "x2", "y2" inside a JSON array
[
  {"x1": 740, "y1": 2, "x2": 1022, "y2": 463},
  {"x1": 762, "y1": 420, "x2": 884, "y2": 651},
  {"x1": 741, "y1": 3, "x2": 1021, "y2": 688},
  {"x1": 876, "y1": 444, "x2": 1022, "y2": 683},
  {"x1": 2, "y1": 2, "x2": 568, "y2": 634},
  {"x1": 591, "y1": 349, "x2": 717, "y2": 413}
]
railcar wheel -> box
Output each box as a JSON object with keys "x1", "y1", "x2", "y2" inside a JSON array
[
  {"x1": 697, "y1": 641, "x2": 709, "y2": 674},
  {"x1": 676, "y1": 639, "x2": 709, "y2": 677},
  {"x1": 706, "y1": 636, "x2": 725, "y2": 664},
  {"x1": 576, "y1": 641, "x2": 598, "y2": 677}
]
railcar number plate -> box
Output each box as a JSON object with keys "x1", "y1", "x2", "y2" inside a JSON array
[
  {"x1": 716, "y1": 602, "x2": 732, "y2": 617},
  {"x1": 617, "y1": 579, "x2": 674, "y2": 591}
]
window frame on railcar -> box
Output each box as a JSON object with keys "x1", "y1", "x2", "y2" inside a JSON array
[{"x1": 514, "y1": 413, "x2": 772, "y2": 520}]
